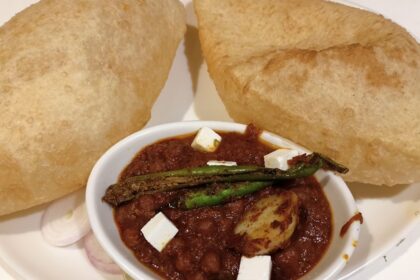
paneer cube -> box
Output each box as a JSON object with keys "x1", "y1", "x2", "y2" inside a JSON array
[
  {"x1": 141, "y1": 212, "x2": 178, "y2": 252},
  {"x1": 264, "y1": 148, "x2": 304, "y2": 170},
  {"x1": 237, "y1": 255, "x2": 272, "y2": 280},
  {"x1": 207, "y1": 160, "x2": 237, "y2": 166},
  {"x1": 191, "y1": 127, "x2": 222, "y2": 152}
]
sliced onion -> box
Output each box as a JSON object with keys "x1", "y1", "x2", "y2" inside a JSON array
[
  {"x1": 41, "y1": 190, "x2": 90, "y2": 247},
  {"x1": 84, "y1": 231, "x2": 123, "y2": 275}
]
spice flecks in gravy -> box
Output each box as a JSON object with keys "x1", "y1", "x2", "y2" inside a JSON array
[{"x1": 114, "y1": 126, "x2": 332, "y2": 280}]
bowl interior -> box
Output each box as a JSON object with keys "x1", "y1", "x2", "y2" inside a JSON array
[{"x1": 86, "y1": 121, "x2": 360, "y2": 280}]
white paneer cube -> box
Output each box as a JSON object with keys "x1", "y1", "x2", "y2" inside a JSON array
[
  {"x1": 207, "y1": 160, "x2": 237, "y2": 166},
  {"x1": 141, "y1": 212, "x2": 178, "y2": 252},
  {"x1": 264, "y1": 148, "x2": 305, "y2": 170},
  {"x1": 237, "y1": 256, "x2": 272, "y2": 280},
  {"x1": 191, "y1": 127, "x2": 222, "y2": 152}
]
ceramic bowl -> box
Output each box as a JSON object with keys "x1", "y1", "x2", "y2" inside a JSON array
[{"x1": 86, "y1": 121, "x2": 361, "y2": 280}]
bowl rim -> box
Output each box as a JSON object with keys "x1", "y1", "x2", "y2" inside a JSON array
[{"x1": 86, "y1": 120, "x2": 361, "y2": 280}]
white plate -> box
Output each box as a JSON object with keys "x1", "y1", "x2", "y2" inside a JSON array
[{"x1": 0, "y1": 0, "x2": 420, "y2": 279}]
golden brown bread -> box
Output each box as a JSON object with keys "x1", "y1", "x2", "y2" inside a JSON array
[
  {"x1": 0, "y1": 0, "x2": 185, "y2": 216},
  {"x1": 194, "y1": 0, "x2": 420, "y2": 186}
]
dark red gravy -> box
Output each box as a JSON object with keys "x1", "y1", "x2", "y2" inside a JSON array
[
  {"x1": 114, "y1": 126, "x2": 332, "y2": 280},
  {"x1": 340, "y1": 212, "x2": 363, "y2": 238}
]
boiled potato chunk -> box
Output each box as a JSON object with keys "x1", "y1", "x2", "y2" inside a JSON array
[{"x1": 234, "y1": 191, "x2": 299, "y2": 256}]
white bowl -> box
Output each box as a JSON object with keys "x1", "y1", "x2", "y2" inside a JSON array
[{"x1": 86, "y1": 121, "x2": 361, "y2": 280}]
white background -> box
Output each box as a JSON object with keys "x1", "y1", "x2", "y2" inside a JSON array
[{"x1": 0, "y1": 0, "x2": 419, "y2": 279}]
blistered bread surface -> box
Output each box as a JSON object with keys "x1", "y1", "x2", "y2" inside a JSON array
[
  {"x1": 0, "y1": 0, "x2": 186, "y2": 215},
  {"x1": 195, "y1": 0, "x2": 420, "y2": 186}
]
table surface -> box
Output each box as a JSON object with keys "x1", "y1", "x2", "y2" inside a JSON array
[{"x1": 0, "y1": 0, "x2": 419, "y2": 279}]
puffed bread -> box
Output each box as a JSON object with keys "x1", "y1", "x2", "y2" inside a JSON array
[
  {"x1": 195, "y1": 0, "x2": 420, "y2": 186},
  {"x1": 0, "y1": 0, "x2": 185, "y2": 216}
]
